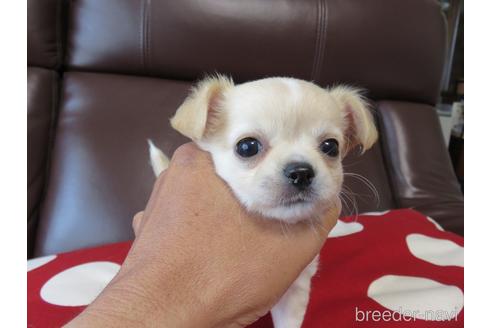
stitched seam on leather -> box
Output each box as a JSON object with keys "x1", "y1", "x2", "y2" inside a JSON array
[
  {"x1": 31, "y1": 69, "x2": 62, "y2": 257},
  {"x1": 31, "y1": 0, "x2": 67, "y2": 253},
  {"x1": 28, "y1": 174, "x2": 44, "y2": 222},
  {"x1": 311, "y1": 0, "x2": 327, "y2": 81},
  {"x1": 318, "y1": 0, "x2": 328, "y2": 81},
  {"x1": 146, "y1": 0, "x2": 152, "y2": 71},
  {"x1": 140, "y1": 0, "x2": 146, "y2": 71},
  {"x1": 58, "y1": 0, "x2": 70, "y2": 71},
  {"x1": 310, "y1": 0, "x2": 322, "y2": 80},
  {"x1": 59, "y1": 0, "x2": 70, "y2": 72},
  {"x1": 55, "y1": 0, "x2": 62, "y2": 70}
]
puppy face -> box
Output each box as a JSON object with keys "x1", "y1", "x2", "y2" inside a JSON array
[{"x1": 171, "y1": 76, "x2": 377, "y2": 223}]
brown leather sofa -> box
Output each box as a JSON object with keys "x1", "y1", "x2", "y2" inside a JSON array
[{"x1": 28, "y1": 0, "x2": 464, "y2": 259}]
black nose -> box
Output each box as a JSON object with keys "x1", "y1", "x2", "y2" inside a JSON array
[{"x1": 284, "y1": 162, "x2": 315, "y2": 189}]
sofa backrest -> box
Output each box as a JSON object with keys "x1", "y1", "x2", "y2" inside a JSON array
[{"x1": 28, "y1": 0, "x2": 463, "y2": 257}]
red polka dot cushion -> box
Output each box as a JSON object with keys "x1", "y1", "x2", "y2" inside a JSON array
[{"x1": 28, "y1": 209, "x2": 463, "y2": 327}]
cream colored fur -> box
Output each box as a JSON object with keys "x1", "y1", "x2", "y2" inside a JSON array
[
  {"x1": 148, "y1": 139, "x2": 169, "y2": 177},
  {"x1": 148, "y1": 75, "x2": 377, "y2": 328}
]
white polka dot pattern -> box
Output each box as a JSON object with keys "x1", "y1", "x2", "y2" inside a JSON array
[
  {"x1": 40, "y1": 262, "x2": 120, "y2": 306},
  {"x1": 27, "y1": 255, "x2": 57, "y2": 272},
  {"x1": 368, "y1": 275, "x2": 463, "y2": 321},
  {"x1": 425, "y1": 216, "x2": 445, "y2": 231},
  {"x1": 328, "y1": 220, "x2": 363, "y2": 238},
  {"x1": 406, "y1": 234, "x2": 464, "y2": 267}
]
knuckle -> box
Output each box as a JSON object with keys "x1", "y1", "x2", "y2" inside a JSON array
[
  {"x1": 172, "y1": 143, "x2": 197, "y2": 160},
  {"x1": 171, "y1": 143, "x2": 212, "y2": 168}
]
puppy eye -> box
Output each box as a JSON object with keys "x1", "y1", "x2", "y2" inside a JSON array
[
  {"x1": 320, "y1": 138, "x2": 339, "y2": 157},
  {"x1": 236, "y1": 137, "x2": 262, "y2": 158}
]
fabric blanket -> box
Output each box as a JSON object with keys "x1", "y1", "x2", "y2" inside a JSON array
[{"x1": 28, "y1": 209, "x2": 464, "y2": 327}]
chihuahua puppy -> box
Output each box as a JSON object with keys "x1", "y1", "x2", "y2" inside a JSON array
[{"x1": 149, "y1": 75, "x2": 377, "y2": 328}]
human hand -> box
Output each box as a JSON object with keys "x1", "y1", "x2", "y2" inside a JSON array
[{"x1": 67, "y1": 143, "x2": 340, "y2": 328}]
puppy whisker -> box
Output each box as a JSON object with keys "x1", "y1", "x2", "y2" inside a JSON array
[
  {"x1": 311, "y1": 218, "x2": 332, "y2": 235},
  {"x1": 338, "y1": 192, "x2": 352, "y2": 217},
  {"x1": 343, "y1": 172, "x2": 380, "y2": 206},
  {"x1": 340, "y1": 187, "x2": 359, "y2": 220},
  {"x1": 279, "y1": 220, "x2": 291, "y2": 239},
  {"x1": 307, "y1": 218, "x2": 319, "y2": 238}
]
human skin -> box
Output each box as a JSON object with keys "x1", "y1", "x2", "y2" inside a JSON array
[{"x1": 66, "y1": 143, "x2": 339, "y2": 328}]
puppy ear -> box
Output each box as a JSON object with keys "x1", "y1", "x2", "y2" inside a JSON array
[
  {"x1": 170, "y1": 75, "x2": 234, "y2": 141},
  {"x1": 328, "y1": 85, "x2": 378, "y2": 154}
]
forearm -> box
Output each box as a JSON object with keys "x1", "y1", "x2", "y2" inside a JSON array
[{"x1": 65, "y1": 267, "x2": 212, "y2": 328}]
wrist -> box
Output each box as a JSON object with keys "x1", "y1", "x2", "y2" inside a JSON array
[{"x1": 66, "y1": 263, "x2": 217, "y2": 328}]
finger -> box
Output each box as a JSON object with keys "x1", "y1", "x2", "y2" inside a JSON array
[
  {"x1": 132, "y1": 211, "x2": 144, "y2": 236},
  {"x1": 170, "y1": 143, "x2": 213, "y2": 168}
]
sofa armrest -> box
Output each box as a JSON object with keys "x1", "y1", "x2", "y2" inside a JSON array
[{"x1": 377, "y1": 101, "x2": 464, "y2": 235}]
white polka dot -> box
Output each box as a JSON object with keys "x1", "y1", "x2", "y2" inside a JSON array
[
  {"x1": 41, "y1": 261, "x2": 120, "y2": 306},
  {"x1": 406, "y1": 234, "x2": 463, "y2": 267},
  {"x1": 426, "y1": 216, "x2": 444, "y2": 231},
  {"x1": 368, "y1": 275, "x2": 463, "y2": 321},
  {"x1": 27, "y1": 255, "x2": 57, "y2": 272},
  {"x1": 328, "y1": 220, "x2": 363, "y2": 238},
  {"x1": 360, "y1": 210, "x2": 390, "y2": 216}
]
